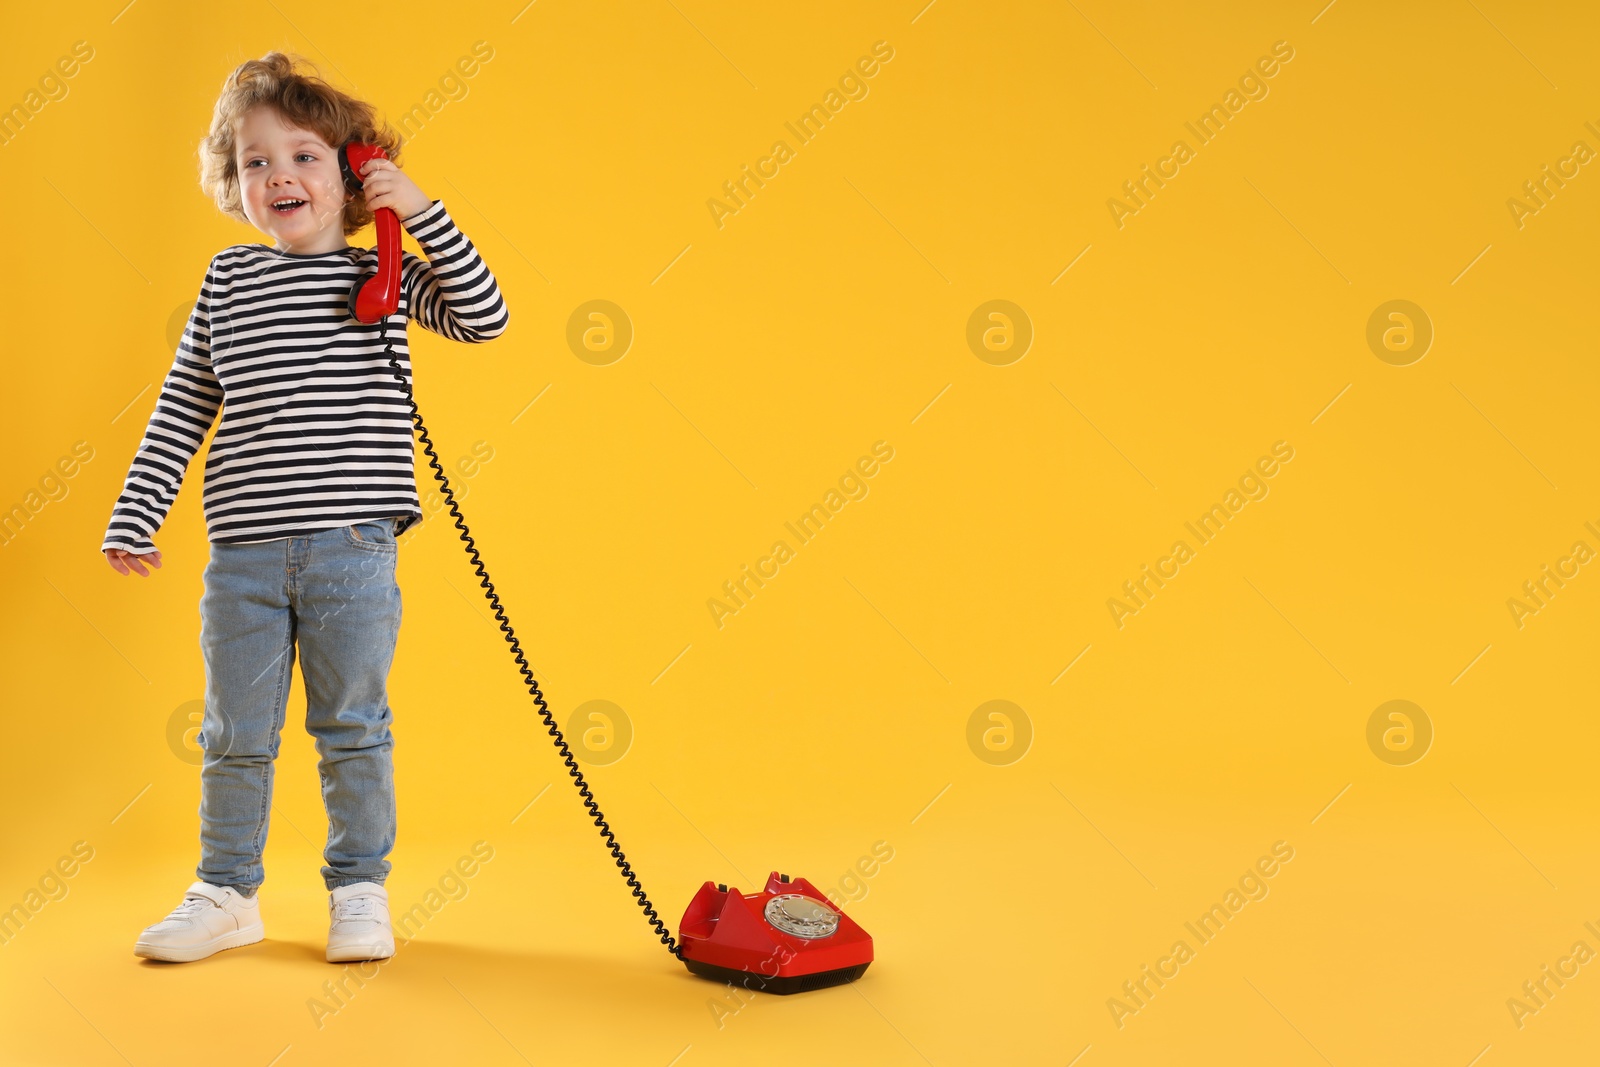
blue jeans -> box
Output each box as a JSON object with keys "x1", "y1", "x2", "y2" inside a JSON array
[{"x1": 194, "y1": 518, "x2": 403, "y2": 893}]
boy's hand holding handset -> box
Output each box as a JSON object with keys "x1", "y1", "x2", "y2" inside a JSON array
[{"x1": 352, "y1": 155, "x2": 431, "y2": 221}]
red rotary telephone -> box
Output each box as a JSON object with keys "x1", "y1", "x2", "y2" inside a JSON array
[
  {"x1": 338, "y1": 141, "x2": 402, "y2": 324},
  {"x1": 679, "y1": 873, "x2": 873, "y2": 993},
  {"x1": 341, "y1": 140, "x2": 874, "y2": 993}
]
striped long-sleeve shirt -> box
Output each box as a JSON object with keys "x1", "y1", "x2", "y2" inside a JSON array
[{"x1": 101, "y1": 199, "x2": 508, "y2": 554}]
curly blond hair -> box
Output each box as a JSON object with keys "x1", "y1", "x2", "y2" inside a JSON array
[{"x1": 199, "y1": 52, "x2": 403, "y2": 236}]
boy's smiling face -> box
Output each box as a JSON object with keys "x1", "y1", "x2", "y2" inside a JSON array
[{"x1": 235, "y1": 106, "x2": 352, "y2": 255}]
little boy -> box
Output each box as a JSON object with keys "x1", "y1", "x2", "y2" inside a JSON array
[{"x1": 101, "y1": 52, "x2": 508, "y2": 963}]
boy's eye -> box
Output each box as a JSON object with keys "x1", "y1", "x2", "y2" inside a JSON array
[{"x1": 244, "y1": 152, "x2": 319, "y2": 168}]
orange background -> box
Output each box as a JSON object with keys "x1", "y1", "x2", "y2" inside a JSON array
[{"x1": 2, "y1": 1, "x2": 1598, "y2": 1064}]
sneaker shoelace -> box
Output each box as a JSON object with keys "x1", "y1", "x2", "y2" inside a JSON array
[
  {"x1": 163, "y1": 894, "x2": 218, "y2": 922},
  {"x1": 333, "y1": 896, "x2": 378, "y2": 924}
]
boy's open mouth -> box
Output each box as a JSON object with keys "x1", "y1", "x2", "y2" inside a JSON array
[{"x1": 271, "y1": 198, "x2": 307, "y2": 215}]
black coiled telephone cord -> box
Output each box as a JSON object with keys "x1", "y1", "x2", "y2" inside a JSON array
[{"x1": 375, "y1": 314, "x2": 683, "y2": 960}]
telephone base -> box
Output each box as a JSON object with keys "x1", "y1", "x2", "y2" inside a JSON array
[
  {"x1": 678, "y1": 872, "x2": 875, "y2": 995},
  {"x1": 683, "y1": 959, "x2": 871, "y2": 996}
]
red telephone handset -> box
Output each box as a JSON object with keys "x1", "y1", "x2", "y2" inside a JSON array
[{"x1": 338, "y1": 142, "x2": 401, "y2": 324}]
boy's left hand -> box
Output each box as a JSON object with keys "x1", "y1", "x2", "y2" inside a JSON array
[{"x1": 359, "y1": 157, "x2": 432, "y2": 221}]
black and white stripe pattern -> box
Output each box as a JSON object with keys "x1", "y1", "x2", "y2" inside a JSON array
[{"x1": 101, "y1": 199, "x2": 508, "y2": 553}]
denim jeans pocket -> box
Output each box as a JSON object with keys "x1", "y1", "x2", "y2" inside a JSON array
[{"x1": 345, "y1": 519, "x2": 399, "y2": 551}]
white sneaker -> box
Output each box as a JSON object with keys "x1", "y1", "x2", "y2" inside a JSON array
[
  {"x1": 134, "y1": 881, "x2": 264, "y2": 962},
  {"x1": 327, "y1": 881, "x2": 395, "y2": 963}
]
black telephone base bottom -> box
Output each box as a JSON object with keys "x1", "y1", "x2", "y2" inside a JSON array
[{"x1": 683, "y1": 959, "x2": 871, "y2": 995}]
